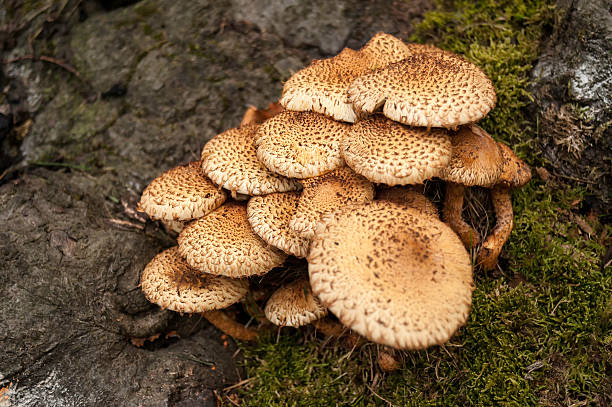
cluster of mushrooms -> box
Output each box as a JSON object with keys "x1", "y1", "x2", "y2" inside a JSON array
[{"x1": 137, "y1": 33, "x2": 531, "y2": 365}]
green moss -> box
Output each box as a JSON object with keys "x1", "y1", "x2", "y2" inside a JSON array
[{"x1": 237, "y1": 1, "x2": 611, "y2": 406}]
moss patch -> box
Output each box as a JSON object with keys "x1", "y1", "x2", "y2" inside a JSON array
[{"x1": 236, "y1": 1, "x2": 611, "y2": 405}]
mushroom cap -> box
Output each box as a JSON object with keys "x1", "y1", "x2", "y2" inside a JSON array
[
  {"x1": 264, "y1": 278, "x2": 328, "y2": 327},
  {"x1": 140, "y1": 247, "x2": 249, "y2": 314},
  {"x1": 439, "y1": 124, "x2": 503, "y2": 187},
  {"x1": 240, "y1": 102, "x2": 284, "y2": 127},
  {"x1": 496, "y1": 142, "x2": 532, "y2": 188},
  {"x1": 289, "y1": 166, "x2": 374, "y2": 239},
  {"x1": 376, "y1": 186, "x2": 439, "y2": 218},
  {"x1": 279, "y1": 33, "x2": 417, "y2": 123},
  {"x1": 138, "y1": 161, "x2": 227, "y2": 221},
  {"x1": 201, "y1": 124, "x2": 300, "y2": 196},
  {"x1": 341, "y1": 115, "x2": 452, "y2": 185},
  {"x1": 246, "y1": 191, "x2": 310, "y2": 258},
  {"x1": 178, "y1": 202, "x2": 287, "y2": 277},
  {"x1": 308, "y1": 201, "x2": 473, "y2": 350},
  {"x1": 348, "y1": 51, "x2": 496, "y2": 128},
  {"x1": 255, "y1": 110, "x2": 350, "y2": 179}
]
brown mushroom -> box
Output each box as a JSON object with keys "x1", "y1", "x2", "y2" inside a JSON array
[{"x1": 264, "y1": 278, "x2": 327, "y2": 327}]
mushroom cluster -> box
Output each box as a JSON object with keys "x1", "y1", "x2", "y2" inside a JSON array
[{"x1": 137, "y1": 33, "x2": 531, "y2": 359}]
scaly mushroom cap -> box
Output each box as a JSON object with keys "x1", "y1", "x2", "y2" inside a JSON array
[
  {"x1": 439, "y1": 124, "x2": 504, "y2": 187},
  {"x1": 279, "y1": 33, "x2": 416, "y2": 123},
  {"x1": 376, "y1": 186, "x2": 439, "y2": 218},
  {"x1": 496, "y1": 142, "x2": 532, "y2": 188},
  {"x1": 140, "y1": 247, "x2": 249, "y2": 314},
  {"x1": 289, "y1": 166, "x2": 374, "y2": 239},
  {"x1": 138, "y1": 161, "x2": 227, "y2": 221},
  {"x1": 348, "y1": 51, "x2": 496, "y2": 128},
  {"x1": 264, "y1": 278, "x2": 328, "y2": 327},
  {"x1": 246, "y1": 191, "x2": 310, "y2": 258},
  {"x1": 308, "y1": 201, "x2": 473, "y2": 350},
  {"x1": 178, "y1": 202, "x2": 287, "y2": 277},
  {"x1": 201, "y1": 124, "x2": 300, "y2": 196},
  {"x1": 341, "y1": 115, "x2": 452, "y2": 185},
  {"x1": 255, "y1": 110, "x2": 350, "y2": 178}
]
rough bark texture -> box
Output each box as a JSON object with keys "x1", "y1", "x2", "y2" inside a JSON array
[
  {"x1": 0, "y1": 0, "x2": 428, "y2": 405},
  {"x1": 530, "y1": 0, "x2": 612, "y2": 208}
]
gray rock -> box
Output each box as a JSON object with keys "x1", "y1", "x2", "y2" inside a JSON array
[
  {"x1": 0, "y1": 169, "x2": 240, "y2": 406},
  {"x1": 530, "y1": 0, "x2": 612, "y2": 207}
]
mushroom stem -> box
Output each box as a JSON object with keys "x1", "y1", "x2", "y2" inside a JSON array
[
  {"x1": 202, "y1": 310, "x2": 259, "y2": 342},
  {"x1": 442, "y1": 182, "x2": 480, "y2": 248},
  {"x1": 477, "y1": 185, "x2": 513, "y2": 270},
  {"x1": 312, "y1": 318, "x2": 364, "y2": 348}
]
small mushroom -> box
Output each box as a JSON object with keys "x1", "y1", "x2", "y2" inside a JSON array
[
  {"x1": 140, "y1": 247, "x2": 258, "y2": 341},
  {"x1": 240, "y1": 102, "x2": 284, "y2": 126},
  {"x1": 342, "y1": 115, "x2": 452, "y2": 185},
  {"x1": 308, "y1": 201, "x2": 473, "y2": 350},
  {"x1": 201, "y1": 124, "x2": 300, "y2": 197},
  {"x1": 246, "y1": 191, "x2": 310, "y2": 258},
  {"x1": 348, "y1": 51, "x2": 496, "y2": 129},
  {"x1": 137, "y1": 161, "x2": 227, "y2": 221},
  {"x1": 289, "y1": 166, "x2": 374, "y2": 239},
  {"x1": 255, "y1": 110, "x2": 350, "y2": 179},
  {"x1": 476, "y1": 142, "x2": 531, "y2": 270},
  {"x1": 439, "y1": 124, "x2": 504, "y2": 248},
  {"x1": 375, "y1": 185, "x2": 439, "y2": 218},
  {"x1": 264, "y1": 278, "x2": 327, "y2": 327},
  {"x1": 177, "y1": 202, "x2": 287, "y2": 278}
]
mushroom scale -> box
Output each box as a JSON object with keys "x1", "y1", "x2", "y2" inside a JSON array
[
  {"x1": 246, "y1": 191, "x2": 310, "y2": 258},
  {"x1": 140, "y1": 247, "x2": 249, "y2": 314},
  {"x1": 375, "y1": 186, "x2": 439, "y2": 218},
  {"x1": 289, "y1": 166, "x2": 375, "y2": 239},
  {"x1": 348, "y1": 51, "x2": 496, "y2": 129},
  {"x1": 178, "y1": 202, "x2": 287, "y2": 278},
  {"x1": 341, "y1": 115, "x2": 452, "y2": 185},
  {"x1": 264, "y1": 278, "x2": 328, "y2": 327},
  {"x1": 255, "y1": 110, "x2": 350, "y2": 179},
  {"x1": 201, "y1": 124, "x2": 300, "y2": 196},
  {"x1": 137, "y1": 161, "x2": 227, "y2": 221},
  {"x1": 308, "y1": 201, "x2": 473, "y2": 350}
]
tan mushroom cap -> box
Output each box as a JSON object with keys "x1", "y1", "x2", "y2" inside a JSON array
[
  {"x1": 138, "y1": 161, "x2": 227, "y2": 221},
  {"x1": 376, "y1": 186, "x2": 439, "y2": 218},
  {"x1": 178, "y1": 202, "x2": 287, "y2": 278},
  {"x1": 496, "y1": 142, "x2": 532, "y2": 188},
  {"x1": 246, "y1": 191, "x2": 310, "y2": 258},
  {"x1": 289, "y1": 166, "x2": 374, "y2": 239},
  {"x1": 348, "y1": 51, "x2": 496, "y2": 128},
  {"x1": 255, "y1": 110, "x2": 350, "y2": 178},
  {"x1": 279, "y1": 33, "x2": 415, "y2": 123},
  {"x1": 201, "y1": 124, "x2": 300, "y2": 196},
  {"x1": 341, "y1": 115, "x2": 452, "y2": 185},
  {"x1": 308, "y1": 201, "x2": 473, "y2": 350},
  {"x1": 140, "y1": 247, "x2": 249, "y2": 314},
  {"x1": 439, "y1": 124, "x2": 504, "y2": 187},
  {"x1": 264, "y1": 278, "x2": 328, "y2": 327}
]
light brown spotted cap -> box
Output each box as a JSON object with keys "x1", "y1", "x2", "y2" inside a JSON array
[
  {"x1": 178, "y1": 202, "x2": 287, "y2": 278},
  {"x1": 264, "y1": 278, "x2": 328, "y2": 327},
  {"x1": 280, "y1": 33, "x2": 416, "y2": 123},
  {"x1": 348, "y1": 51, "x2": 496, "y2": 128},
  {"x1": 289, "y1": 166, "x2": 374, "y2": 239},
  {"x1": 376, "y1": 186, "x2": 439, "y2": 218},
  {"x1": 308, "y1": 201, "x2": 473, "y2": 350},
  {"x1": 138, "y1": 161, "x2": 226, "y2": 221},
  {"x1": 246, "y1": 191, "x2": 310, "y2": 258},
  {"x1": 140, "y1": 247, "x2": 249, "y2": 314},
  {"x1": 439, "y1": 124, "x2": 503, "y2": 187},
  {"x1": 496, "y1": 142, "x2": 532, "y2": 188},
  {"x1": 201, "y1": 124, "x2": 300, "y2": 196},
  {"x1": 341, "y1": 115, "x2": 452, "y2": 185},
  {"x1": 255, "y1": 110, "x2": 350, "y2": 179}
]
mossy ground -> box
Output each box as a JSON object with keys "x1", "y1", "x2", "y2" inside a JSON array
[{"x1": 232, "y1": 0, "x2": 611, "y2": 405}]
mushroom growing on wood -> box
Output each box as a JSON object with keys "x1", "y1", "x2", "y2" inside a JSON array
[
  {"x1": 348, "y1": 50, "x2": 496, "y2": 129},
  {"x1": 308, "y1": 201, "x2": 473, "y2": 350},
  {"x1": 140, "y1": 247, "x2": 258, "y2": 341}
]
